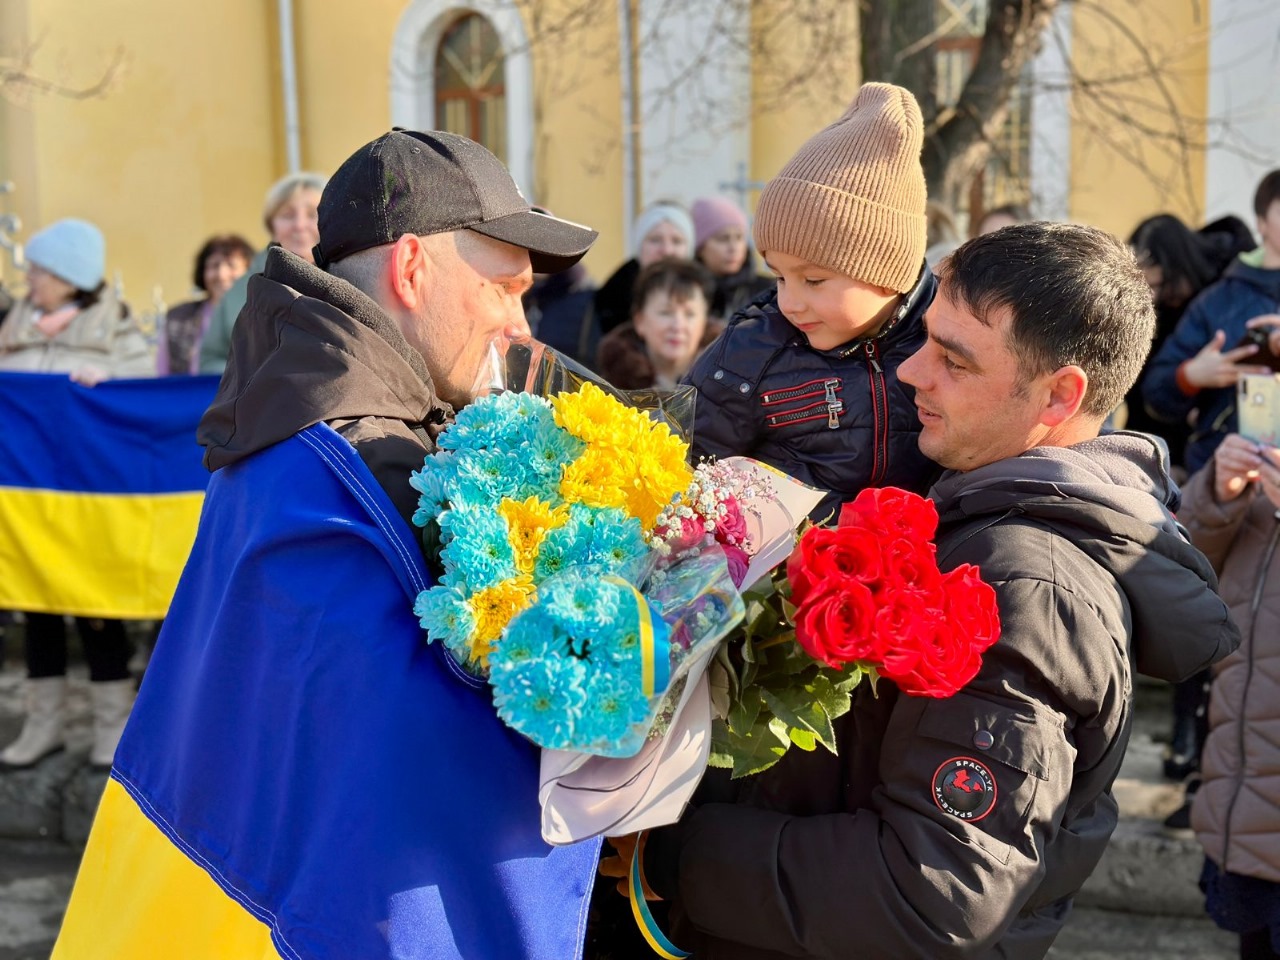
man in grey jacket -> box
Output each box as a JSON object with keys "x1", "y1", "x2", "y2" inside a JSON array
[{"x1": 639, "y1": 222, "x2": 1240, "y2": 959}]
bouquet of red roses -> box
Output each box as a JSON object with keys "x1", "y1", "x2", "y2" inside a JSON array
[{"x1": 709, "y1": 486, "x2": 1001, "y2": 777}]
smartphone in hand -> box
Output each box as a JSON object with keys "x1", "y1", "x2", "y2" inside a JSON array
[
  {"x1": 1239, "y1": 374, "x2": 1280, "y2": 446},
  {"x1": 1233, "y1": 326, "x2": 1280, "y2": 372}
]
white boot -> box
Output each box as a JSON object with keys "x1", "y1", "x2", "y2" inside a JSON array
[
  {"x1": 0, "y1": 676, "x2": 67, "y2": 769},
  {"x1": 89, "y1": 679, "x2": 135, "y2": 769}
]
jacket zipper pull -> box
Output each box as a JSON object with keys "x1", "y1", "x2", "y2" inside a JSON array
[
  {"x1": 825, "y1": 379, "x2": 842, "y2": 429},
  {"x1": 866, "y1": 342, "x2": 882, "y2": 374}
]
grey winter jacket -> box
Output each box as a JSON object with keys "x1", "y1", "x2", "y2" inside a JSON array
[
  {"x1": 1184, "y1": 458, "x2": 1280, "y2": 882},
  {"x1": 645, "y1": 432, "x2": 1239, "y2": 960},
  {"x1": 0, "y1": 290, "x2": 152, "y2": 377}
]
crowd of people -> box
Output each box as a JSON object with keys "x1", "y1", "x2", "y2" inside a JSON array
[{"x1": 1, "y1": 77, "x2": 1279, "y2": 959}]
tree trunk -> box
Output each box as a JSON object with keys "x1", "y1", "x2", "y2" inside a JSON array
[
  {"x1": 860, "y1": 0, "x2": 938, "y2": 126},
  {"x1": 922, "y1": 0, "x2": 1058, "y2": 203}
]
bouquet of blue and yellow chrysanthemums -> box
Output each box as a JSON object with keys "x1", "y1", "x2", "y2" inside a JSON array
[{"x1": 411, "y1": 380, "x2": 743, "y2": 757}]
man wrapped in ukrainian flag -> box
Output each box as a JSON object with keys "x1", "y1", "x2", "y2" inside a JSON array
[{"x1": 55, "y1": 130, "x2": 604, "y2": 959}]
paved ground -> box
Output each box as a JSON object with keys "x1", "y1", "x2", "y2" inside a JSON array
[{"x1": 0, "y1": 633, "x2": 1242, "y2": 958}]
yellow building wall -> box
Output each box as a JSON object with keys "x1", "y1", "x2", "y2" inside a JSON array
[
  {"x1": 292, "y1": 0, "x2": 626, "y2": 282},
  {"x1": 0, "y1": 0, "x2": 280, "y2": 311},
  {"x1": 1068, "y1": 0, "x2": 1209, "y2": 234},
  {"x1": 748, "y1": 0, "x2": 860, "y2": 211}
]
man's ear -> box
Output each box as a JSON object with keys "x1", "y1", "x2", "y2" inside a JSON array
[
  {"x1": 1039, "y1": 365, "x2": 1089, "y2": 427},
  {"x1": 388, "y1": 234, "x2": 429, "y2": 311}
]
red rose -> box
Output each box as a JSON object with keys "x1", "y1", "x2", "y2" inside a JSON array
[
  {"x1": 838, "y1": 487, "x2": 939, "y2": 542},
  {"x1": 879, "y1": 537, "x2": 942, "y2": 601},
  {"x1": 942, "y1": 564, "x2": 1001, "y2": 654},
  {"x1": 877, "y1": 565, "x2": 1000, "y2": 697},
  {"x1": 794, "y1": 580, "x2": 880, "y2": 668},
  {"x1": 788, "y1": 527, "x2": 884, "y2": 606}
]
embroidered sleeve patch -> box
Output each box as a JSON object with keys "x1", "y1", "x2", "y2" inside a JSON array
[{"x1": 932, "y1": 756, "x2": 997, "y2": 822}]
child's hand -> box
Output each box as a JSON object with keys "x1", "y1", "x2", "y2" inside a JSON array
[{"x1": 1214, "y1": 433, "x2": 1264, "y2": 502}]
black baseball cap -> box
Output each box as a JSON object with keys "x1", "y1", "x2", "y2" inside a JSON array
[{"x1": 312, "y1": 129, "x2": 598, "y2": 273}]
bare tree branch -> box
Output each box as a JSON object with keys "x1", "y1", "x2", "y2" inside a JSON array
[{"x1": 0, "y1": 43, "x2": 126, "y2": 104}]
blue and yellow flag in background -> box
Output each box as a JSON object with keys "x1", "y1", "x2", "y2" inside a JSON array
[{"x1": 0, "y1": 371, "x2": 217, "y2": 618}]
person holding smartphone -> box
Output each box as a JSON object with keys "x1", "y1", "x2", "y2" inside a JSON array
[
  {"x1": 1142, "y1": 169, "x2": 1280, "y2": 478},
  {"x1": 1181, "y1": 432, "x2": 1280, "y2": 960}
]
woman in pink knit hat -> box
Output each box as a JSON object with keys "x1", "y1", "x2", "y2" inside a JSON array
[{"x1": 691, "y1": 196, "x2": 773, "y2": 320}]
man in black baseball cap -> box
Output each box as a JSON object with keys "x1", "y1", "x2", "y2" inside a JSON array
[
  {"x1": 201, "y1": 127, "x2": 598, "y2": 522},
  {"x1": 313, "y1": 128, "x2": 596, "y2": 273},
  {"x1": 76, "y1": 129, "x2": 606, "y2": 955}
]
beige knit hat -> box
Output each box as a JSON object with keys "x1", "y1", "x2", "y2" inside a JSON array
[{"x1": 753, "y1": 82, "x2": 928, "y2": 294}]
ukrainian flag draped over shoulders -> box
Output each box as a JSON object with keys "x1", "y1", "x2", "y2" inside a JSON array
[{"x1": 56, "y1": 423, "x2": 600, "y2": 959}]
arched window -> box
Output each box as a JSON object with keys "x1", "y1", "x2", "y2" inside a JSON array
[{"x1": 434, "y1": 13, "x2": 507, "y2": 163}]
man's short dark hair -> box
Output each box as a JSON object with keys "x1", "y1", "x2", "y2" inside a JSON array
[
  {"x1": 192, "y1": 234, "x2": 255, "y2": 292},
  {"x1": 940, "y1": 221, "x2": 1155, "y2": 419},
  {"x1": 631, "y1": 258, "x2": 714, "y2": 316},
  {"x1": 1254, "y1": 169, "x2": 1280, "y2": 220}
]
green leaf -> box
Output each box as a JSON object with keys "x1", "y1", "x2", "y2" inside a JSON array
[
  {"x1": 707, "y1": 662, "x2": 732, "y2": 721},
  {"x1": 728, "y1": 718, "x2": 790, "y2": 779},
  {"x1": 809, "y1": 673, "x2": 855, "y2": 723},
  {"x1": 788, "y1": 727, "x2": 818, "y2": 751},
  {"x1": 761, "y1": 687, "x2": 836, "y2": 750},
  {"x1": 708, "y1": 718, "x2": 734, "y2": 768},
  {"x1": 728, "y1": 688, "x2": 762, "y2": 734}
]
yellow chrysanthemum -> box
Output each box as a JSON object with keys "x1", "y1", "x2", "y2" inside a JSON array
[
  {"x1": 467, "y1": 576, "x2": 535, "y2": 666},
  {"x1": 498, "y1": 496, "x2": 569, "y2": 575},
  {"x1": 560, "y1": 449, "x2": 628, "y2": 511},
  {"x1": 551, "y1": 381, "x2": 693, "y2": 528},
  {"x1": 552, "y1": 382, "x2": 628, "y2": 444}
]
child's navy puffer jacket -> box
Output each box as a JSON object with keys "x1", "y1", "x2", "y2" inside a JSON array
[{"x1": 684, "y1": 263, "x2": 940, "y2": 517}]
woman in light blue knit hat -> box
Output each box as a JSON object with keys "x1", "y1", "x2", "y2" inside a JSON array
[{"x1": 0, "y1": 217, "x2": 152, "y2": 773}]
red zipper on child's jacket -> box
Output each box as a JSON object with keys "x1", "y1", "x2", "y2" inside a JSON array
[{"x1": 866, "y1": 340, "x2": 889, "y2": 485}]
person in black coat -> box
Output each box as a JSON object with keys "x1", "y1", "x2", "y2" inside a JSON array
[{"x1": 639, "y1": 220, "x2": 1240, "y2": 960}]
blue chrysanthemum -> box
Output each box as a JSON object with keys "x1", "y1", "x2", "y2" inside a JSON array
[
  {"x1": 583, "y1": 509, "x2": 648, "y2": 567},
  {"x1": 527, "y1": 421, "x2": 584, "y2": 481},
  {"x1": 491, "y1": 606, "x2": 567, "y2": 669},
  {"x1": 541, "y1": 573, "x2": 624, "y2": 633},
  {"x1": 441, "y1": 392, "x2": 557, "y2": 455},
  {"x1": 491, "y1": 656, "x2": 589, "y2": 750},
  {"x1": 409, "y1": 452, "x2": 457, "y2": 525},
  {"x1": 439, "y1": 507, "x2": 518, "y2": 590},
  {"x1": 576, "y1": 670, "x2": 651, "y2": 745},
  {"x1": 451, "y1": 447, "x2": 534, "y2": 506},
  {"x1": 414, "y1": 584, "x2": 475, "y2": 662},
  {"x1": 534, "y1": 522, "x2": 584, "y2": 580}
]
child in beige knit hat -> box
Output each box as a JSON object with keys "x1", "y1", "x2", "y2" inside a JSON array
[{"x1": 685, "y1": 82, "x2": 940, "y2": 514}]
